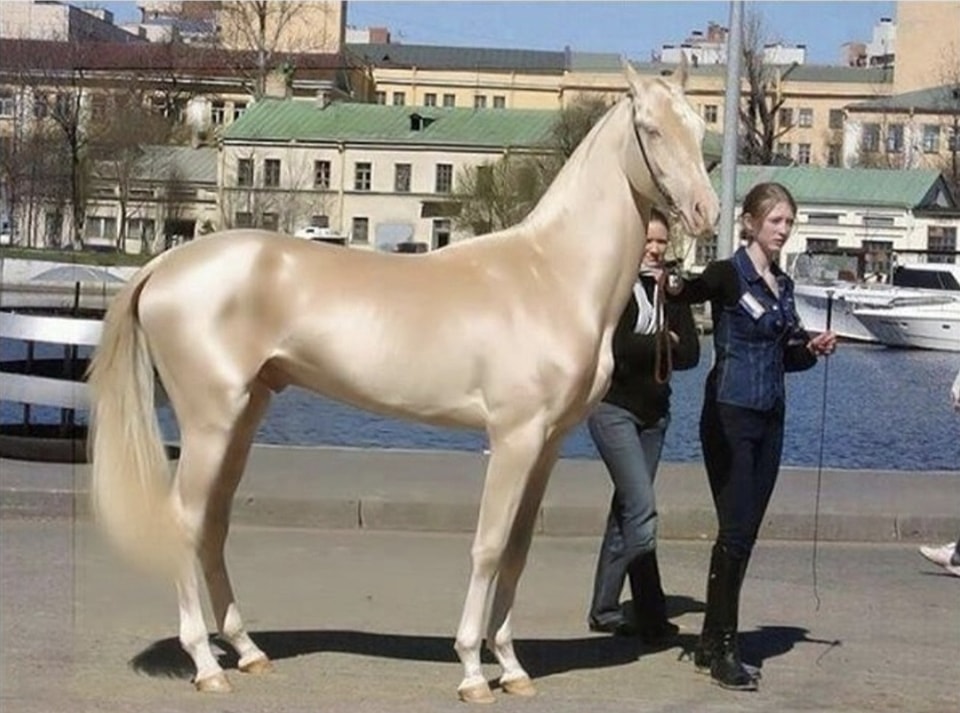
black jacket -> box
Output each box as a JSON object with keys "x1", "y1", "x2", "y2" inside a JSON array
[{"x1": 602, "y1": 275, "x2": 701, "y2": 425}]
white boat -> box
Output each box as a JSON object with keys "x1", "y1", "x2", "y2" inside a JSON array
[
  {"x1": 791, "y1": 257, "x2": 960, "y2": 342},
  {"x1": 852, "y1": 297, "x2": 960, "y2": 352}
]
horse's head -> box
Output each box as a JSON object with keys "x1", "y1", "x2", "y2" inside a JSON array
[{"x1": 624, "y1": 59, "x2": 719, "y2": 239}]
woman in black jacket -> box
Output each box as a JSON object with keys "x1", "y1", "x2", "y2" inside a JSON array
[{"x1": 587, "y1": 208, "x2": 700, "y2": 641}]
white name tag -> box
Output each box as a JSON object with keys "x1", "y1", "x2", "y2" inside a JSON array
[{"x1": 739, "y1": 291, "x2": 766, "y2": 320}]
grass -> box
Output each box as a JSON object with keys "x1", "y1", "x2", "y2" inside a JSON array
[{"x1": 0, "y1": 246, "x2": 150, "y2": 268}]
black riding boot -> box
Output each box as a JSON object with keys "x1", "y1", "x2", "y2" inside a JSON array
[
  {"x1": 695, "y1": 544, "x2": 757, "y2": 691},
  {"x1": 627, "y1": 550, "x2": 678, "y2": 644}
]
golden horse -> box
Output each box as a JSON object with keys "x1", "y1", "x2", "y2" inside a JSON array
[{"x1": 87, "y1": 61, "x2": 718, "y2": 702}]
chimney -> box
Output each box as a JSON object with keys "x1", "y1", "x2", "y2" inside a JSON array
[{"x1": 316, "y1": 89, "x2": 332, "y2": 109}]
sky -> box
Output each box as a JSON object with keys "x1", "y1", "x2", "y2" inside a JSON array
[{"x1": 96, "y1": 1, "x2": 896, "y2": 66}]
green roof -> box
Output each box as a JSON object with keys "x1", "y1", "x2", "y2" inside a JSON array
[
  {"x1": 847, "y1": 84, "x2": 960, "y2": 113},
  {"x1": 223, "y1": 99, "x2": 558, "y2": 149},
  {"x1": 710, "y1": 166, "x2": 950, "y2": 210}
]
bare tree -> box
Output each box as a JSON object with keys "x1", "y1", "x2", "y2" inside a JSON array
[
  {"x1": 451, "y1": 94, "x2": 611, "y2": 236},
  {"x1": 453, "y1": 155, "x2": 550, "y2": 235},
  {"x1": 89, "y1": 90, "x2": 175, "y2": 252},
  {"x1": 216, "y1": 1, "x2": 330, "y2": 100},
  {"x1": 739, "y1": 8, "x2": 793, "y2": 165}
]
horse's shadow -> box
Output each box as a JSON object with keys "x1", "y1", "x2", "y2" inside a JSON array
[{"x1": 130, "y1": 594, "x2": 838, "y2": 683}]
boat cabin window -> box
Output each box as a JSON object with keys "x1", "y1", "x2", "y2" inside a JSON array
[{"x1": 892, "y1": 267, "x2": 960, "y2": 291}]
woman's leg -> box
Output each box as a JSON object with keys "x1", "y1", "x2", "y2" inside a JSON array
[{"x1": 587, "y1": 403, "x2": 659, "y2": 631}]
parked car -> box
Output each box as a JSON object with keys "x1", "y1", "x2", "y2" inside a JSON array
[{"x1": 294, "y1": 226, "x2": 347, "y2": 245}]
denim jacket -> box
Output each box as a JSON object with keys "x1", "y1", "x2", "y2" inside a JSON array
[{"x1": 682, "y1": 247, "x2": 817, "y2": 411}]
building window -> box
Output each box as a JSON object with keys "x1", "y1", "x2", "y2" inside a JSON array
[
  {"x1": 351, "y1": 216, "x2": 369, "y2": 243},
  {"x1": 84, "y1": 216, "x2": 117, "y2": 240},
  {"x1": 828, "y1": 109, "x2": 844, "y2": 130},
  {"x1": 806, "y1": 212, "x2": 840, "y2": 225},
  {"x1": 862, "y1": 240, "x2": 893, "y2": 277},
  {"x1": 394, "y1": 163, "x2": 411, "y2": 193},
  {"x1": 354, "y1": 162, "x2": 372, "y2": 191},
  {"x1": 778, "y1": 107, "x2": 793, "y2": 128},
  {"x1": 886, "y1": 123, "x2": 904, "y2": 153},
  {"x1": 949, "y1": 127, "x2": 959, "y2": 151},
  {"x1": 235, "y1": 211, "x2": 253, "y2": 228},
  {"x1": 806, "y1": 238, "x2": 838, "y2": 252},
  {"x1": 695, "y1": 233, "x2": 717, "y2": 265},
  {"x1": 424, "y1": 93, "x2": 437, "y2": 106},
  {"x1": 922, "y1": 124, "x2": 941, "y2": 153},
  {"x1": 797, "y1": 107, "x2": 813, "y2": 128},
  {"x1": 435, "y1": 163, "x2": 453, "y2": 193},
  {"x1": 211, "y1": 100, "x2": 226, "y2": 125},
  {"x1": 797, "y1": 143, "x2": 811, "y2": 165},
  {"x1": 314, "y1": 159, "x2": 331, "y2": 189},
  {"x1": 0, "y1": 90, "x2": 14, "y2": 117},
  {"x1": 927, "y1": 225, "x2": 957, "y2": 263},
  {"x1": 442, "y1": 93, "x2": 456, "y2": 107},
  {"x1": 392, "y1": 91, "x2": 406, "y2": 106},
  {"x1": 827, "y1": 144, "x2": 842, "y2": 166},
  {"x1": 233, "y1": 102, "x2": 247, "y2": 121},
  {"x1": 703, "y1": 104, "x2": 718, "y2": 123},
  {"x1": 493, "y1": 95, "x2": 506, "y2": 109},
  {"x1": 375, "y1": 91, "x2": 386, "y2": 105},
  {"x1": 89, "y1": 94, "x2": 108, "y2": 121},
  {"x1": 264, "y1": 158, "x2": 281, "y2": 188},
  {"x1": 126, "y1": 218, "x2": 156, "y2": 243},
  {"x1": 432, "y1": 219, "x2": 451, "y2": 249},
  {"x1": 863, "y1": 214, "x2": 895, "y2": 228},
  {"x1": 262, "y1": 212, "x2": 279, "y2": 231},
  {"x1": 862, "y1": 123, "x2": 880, "y2": 152},
  {"x1": 474, "y1": 95, "x2": 487, "y2": 109},
  {"x1": 33, "y1": 91, "x2": 48, "y2": 119},
  {"x1": 237, "y1": 158, "x2": 254, "y2": 187},
  {"x1": 776, "y1": 142, "x2": 792, "y2": 159}
]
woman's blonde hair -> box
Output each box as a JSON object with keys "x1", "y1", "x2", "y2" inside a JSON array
[{"x1": 739, "y1": 182, "x2": 797, "y2": 243}]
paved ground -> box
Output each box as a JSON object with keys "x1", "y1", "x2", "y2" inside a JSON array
[
  {"x1": 1, "y1": 518, "x2": 958, "y2": 713},
  {"x1": 1, "y1": 446, "x2": 958, "y2": 711}
]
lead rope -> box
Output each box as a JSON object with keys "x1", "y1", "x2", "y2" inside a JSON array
[
  {"x1": 811, "y1": 290, "x2": 834, "y2": 611},
  {"x1": 653, "y1": 280, "x2": 672, "y2": 384}
]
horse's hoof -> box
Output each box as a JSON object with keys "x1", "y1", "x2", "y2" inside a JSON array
[
  {"x1": 502, "y1": 676, "x2": 537, "y2": 697},
  {"x1": 239, "y1": 656, "x2": 275, "y2": 675},
  {"x1": 194, "y1": 672, "x2": 232, "y2": 693},
  {"x1": 458, "y1": 681, "x2": 496, "y2": 704}
]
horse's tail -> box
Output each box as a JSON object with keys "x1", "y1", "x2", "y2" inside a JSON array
[{"x1": 87, "y1": 258, "x2": 189, "y2": 577}]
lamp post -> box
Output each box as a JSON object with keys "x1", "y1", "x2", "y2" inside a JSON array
[{"x1": 717, "y1": 0, "x2": 744, "y2": 259}]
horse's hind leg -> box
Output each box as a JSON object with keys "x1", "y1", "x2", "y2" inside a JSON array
[
  {"x1": 198, "y1": 383, "x2": 273, "y2": 676},
  {"x1": 455, "y1": 421, "x2": 545, "y2": 703},
  {"x1": 487, "y1": 436, "x2": 562, "y2": 698},
  {"x1": 171, "y1": 384, "x2": 266, "y2": 692}
]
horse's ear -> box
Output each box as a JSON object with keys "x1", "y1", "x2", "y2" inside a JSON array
[
  {"x1": 622, "y1": 58, "x2": 643, "y2": 95},
  {"x1": 673, "y1": 52, "x2": 689, "y2": 89}
]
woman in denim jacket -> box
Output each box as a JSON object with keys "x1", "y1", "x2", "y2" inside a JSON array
[
  {"x1": 587, "y1": 209, "x2": 700, "y2": 642},
  {"x1": 677, "y1": 182, "x2": 836, "y2": 691}
]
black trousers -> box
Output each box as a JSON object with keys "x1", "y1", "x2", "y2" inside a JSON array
[{"x1": 700, "y1": 396, "x2": 785, "y2": 560}]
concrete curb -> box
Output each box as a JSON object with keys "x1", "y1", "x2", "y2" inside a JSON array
[{"x1": 2, "y1": 444, "x2": 958, "y2": 542}]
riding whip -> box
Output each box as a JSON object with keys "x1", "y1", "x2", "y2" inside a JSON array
[{"x1": 811, "y1": 290, "x2": 834, "y2": 610}]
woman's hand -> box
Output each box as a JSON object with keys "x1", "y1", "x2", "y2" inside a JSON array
[{"x1": 807, "y1": 331, "x2": 837, "y2": 356}]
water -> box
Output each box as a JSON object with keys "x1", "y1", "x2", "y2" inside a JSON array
[{"x1": 5, "y1": 337, "x2": 956, "y2": 471}]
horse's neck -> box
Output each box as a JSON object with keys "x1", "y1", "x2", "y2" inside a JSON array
[{"x1": 522, "y1": 100, "x2": 647, "y2": 322}]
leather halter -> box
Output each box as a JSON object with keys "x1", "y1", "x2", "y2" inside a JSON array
[{"x1": 629, "y1": 96, "x2": 678, "y2": 215}]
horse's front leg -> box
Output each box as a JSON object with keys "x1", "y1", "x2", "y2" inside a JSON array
[
  {"x1": 486, "y1": 436, "x2": 562, "y2": 698},
  {"x1": 455, "y1": 420, "x2": 545, "y2": 704}
]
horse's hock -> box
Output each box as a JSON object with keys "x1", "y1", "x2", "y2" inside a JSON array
[{"x1": 0, "y1": 308, "x2": 103, "y2": 462}]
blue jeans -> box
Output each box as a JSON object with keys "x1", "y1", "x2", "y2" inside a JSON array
[{"x1": 588, "y1": 401, "x2": 668, "y2": 625}]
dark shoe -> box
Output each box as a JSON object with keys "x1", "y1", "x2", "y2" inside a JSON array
[
  {"x1": 588, "y1": 618, "x2": 638, "y2": 637},
  {"x1": 710, "y1": 631, "x2": 758, "y2": 691},
  {"x1": 695, "y1": 635, "x2": 761, "y2": 679}
]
